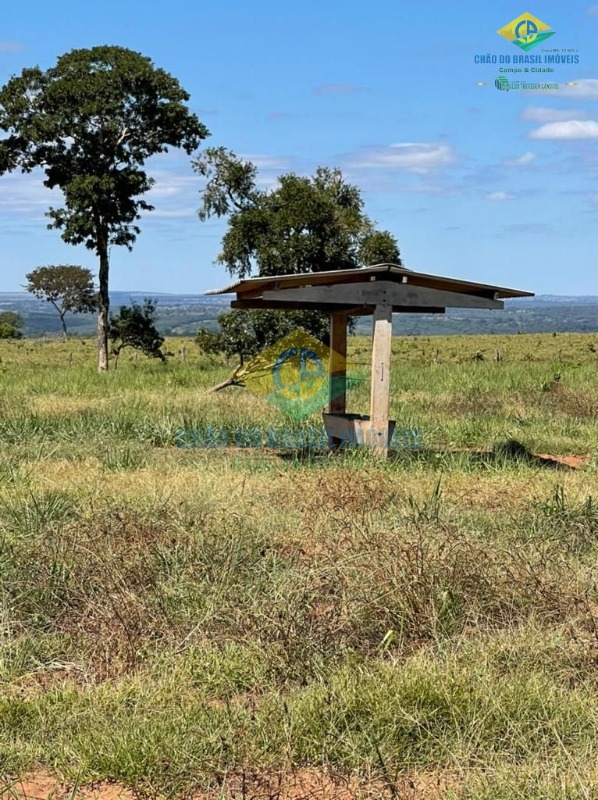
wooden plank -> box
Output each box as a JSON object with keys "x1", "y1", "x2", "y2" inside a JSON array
[
  {"x1": 262, "y1": 281, "x2": 503, "y2": 309},
  {"x1": 231, "y1": 299, "x2": 445, "y2": 314},
  {"x1": 327, "y1": 314, "x2": 348, "y2": 449},
  {"x1": 208, "y1": 265, "x2": 533, "y2": 300},
  {"x1": 369, "y1": 304, "x2": 393, "y2": 456},
  {"x1": 231, "y1": 299, "x2": 373, "y2": 314},
  {"x1": 328, "y1": 312, "x2": 347, "y2": 415}
]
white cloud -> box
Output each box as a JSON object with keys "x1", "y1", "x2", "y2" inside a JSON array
[
  {"x1": 0, "y1": 172, "x2": 60, "y2": 217},
  {"x1": 522, "y1": 107, "x2": 590, "y2": 123},
  {"x1": 503, "y1": 152, "x2": 536, "y2": 167},
  {"x1": 485, "y1": 191, "x2": 515, "y2": 201},
  {"x1": 397, "y1": 182, "x2": 456, "y2": 194},
  {"x1": 314, "y1": 84, "x2": 370, "y2": 95},
  {"x1": 498, "y1": 223, "x2": 554, "y2": 236},
  {"x1": 350, "y1": 143, "x2": 454, "y2": 173},
  {"x1": 560, "y1": 79, "x2": 598, "y2": 98},
  {"x1": 146, "y1": 171, "x2": 196, "y2": 199},
  {"x1": 529, "y1": 120, "x2": 598, "y2": 139},
  {"x1": 0, "y1": 160, "x2": 203, "y2": 225},
  {"x1": 238, "y1": 154, "x2": 294, "y2": 170},
  {"x1": 148, "y1": 208, "x2": 197, "y2": 219},
  {"x1": 588, "y1": 5, "x2": 598, "y2": 15},
  {"x1": 0, "y1": 41, "x2": 23, "y2": 53}
]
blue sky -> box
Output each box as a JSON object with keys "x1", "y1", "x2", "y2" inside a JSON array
[{"x1": 1, "y1": 0, "x2": 597, "y2": 295}]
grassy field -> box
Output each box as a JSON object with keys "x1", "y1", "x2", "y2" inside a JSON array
[{"x1": 1, "y1": 332, "x2": 598, "y2": 799}]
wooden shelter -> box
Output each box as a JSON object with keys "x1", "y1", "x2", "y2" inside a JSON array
[{"x1": 206, "y1": 263, "x2": 533, "y2": 454}]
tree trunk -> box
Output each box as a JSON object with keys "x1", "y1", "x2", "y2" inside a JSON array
[
  {"x1": 97, "y1": 233, "x2": 110, "y2": 372},
  {"x1": 60, "y1": 312, "x2": 68, "y2": 340}
]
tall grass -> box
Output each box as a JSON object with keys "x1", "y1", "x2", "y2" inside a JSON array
[{"x1": 0, "y1": 334, "x2": 597, "y2": 797}]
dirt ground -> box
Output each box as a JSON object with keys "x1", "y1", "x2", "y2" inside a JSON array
[{"x1": 1, "y1": 770, "x2": 461, "y2": 800}]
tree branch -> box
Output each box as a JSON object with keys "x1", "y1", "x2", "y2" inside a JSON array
[
  {"x1": 208, "y1": 377, "x2": 241, "y2": 393},
  {"x1": 115, "y1": 126, "x2": 129, "y2": 147}
]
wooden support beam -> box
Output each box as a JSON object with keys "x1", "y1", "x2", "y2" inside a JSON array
[
  {"x1": 231, "y1": 299, "x2": 445, "y2": 315},
  {"x1": 262, "y1": 281, "x2": 503, "y2": 310},
  {"x1": 328, "y1": 312, "x2": 347, "y2": 414},
  {"x1": 369, "y1": 304, "x2": 393, "y2": 456},
  {"x1": 327, "y1": 312, "x2": 348, "y2": 448},
  {"x1": 231, "y1": 299, "x2": 372, "y2": 315}
]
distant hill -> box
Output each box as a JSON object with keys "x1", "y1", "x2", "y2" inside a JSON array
[
  {"x1": 0, "y1": 291, "x2": 230, "y2": 337},
  {"x1": 1, "y1": 291, "x2": 597, "y2": 337}
]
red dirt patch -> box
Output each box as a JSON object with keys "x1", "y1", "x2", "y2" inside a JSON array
[
  {"x1": 1, "y1": 774, "x2": 133, "y2": 800},
  {"x1": 448, "y1": 447, "x2": 590, "y2": 470},
  {"x1": 2, "y1": 770, "x2": 462, "y2": 799},
  {"x1": 534, "y1": 453, "x2": 591, "y2": 470}
]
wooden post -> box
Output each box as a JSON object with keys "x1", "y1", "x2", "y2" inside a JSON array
[
  {"x1": 369, "y1": 304, "x2": 393, "y2": 455},
  {"x1": 328, "y1": 312, "x2": 348, "y2": 448}
]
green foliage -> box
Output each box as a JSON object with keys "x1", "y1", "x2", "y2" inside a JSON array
[
  {"x1": 194, "y1": 326, "x2": 225, "y2": 355},
  {"x1": 0, "y1": 323, "x2": 22, "y2": 339},
  {"x1": 218, "y1": 308, "x2": 332, "y2": 362},
  {"x1": 358, "y1": 228, "x2": 405, "y2": 265},
  {"x1": 0, "y1": 311, "x2": 22, "y2": 328},
  {"x1": 195, "y1": 151, "x2": 399, "y2": 356},
  {"x1": 0, "y1": 46, "x2": 208, "y2": 252},
  {"x1": 0, "y1": 45, "x2": 209, "y2": 369},
  {"x1": 0, "y1": 312, "x2": 23, "y2": 339},
  {"x1": 195, "y1": 146, "x2": 260, "y2": 220},
  {"x1": 108, "y1": 299, "x2": 169, "y2": 366},
  {"x1": 26, "y1": 265, "x2": 96, "y2": 338},
  {"x1": 195, "y1": 151, "x2": 401, "y2": 278},
  {"x1": 26, "y1": 265, "x2": 96, "y2": 310}
]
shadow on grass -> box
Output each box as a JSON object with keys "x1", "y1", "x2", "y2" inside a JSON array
[{"x1": 273, "y1": 439, "x2": 587, "y2": 471}]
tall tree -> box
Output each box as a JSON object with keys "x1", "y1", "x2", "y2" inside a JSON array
[
  {"x1": 0, "y1": 46, "x2": 208, "y2": 371},
  {"x1": 194, "y1": 148, "x2": 402, "y2": 352},
  {"x1": 195, "y1": 149, "x2": 402, "y2": 279},
  {"x1": 25, "y1": 265, "x2": 97, "y2": 339}
]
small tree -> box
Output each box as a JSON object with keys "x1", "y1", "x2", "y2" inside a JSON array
[
  {"x1": 109, "y1": 299, "x2": 168, "y2": 369},
  {"x1": 195, "y1": 327, "x2": 225, "y2": 356},
  {"x1": 25, "y1": 265, "x2": 96, "y2": 338},
  {"x1": 0, "y1": 311, "x2": 23, "y2": 339}
]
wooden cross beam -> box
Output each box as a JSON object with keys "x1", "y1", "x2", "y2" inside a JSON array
[
  {"x1": 261, "y1": 280, "x2": 503, "y2": 310},
  {"x1": 231, "y1": 299, "x2": 446, "y2": 315}
]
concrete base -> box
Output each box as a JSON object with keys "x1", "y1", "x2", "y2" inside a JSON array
[{"x1": 322, "y1": 413, "x2": 396, "y2": 450}]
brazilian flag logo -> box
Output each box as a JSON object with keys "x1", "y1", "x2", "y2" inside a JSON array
[{"x1": 497, "y1": 12, "x2": 555, "y2": 52}]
